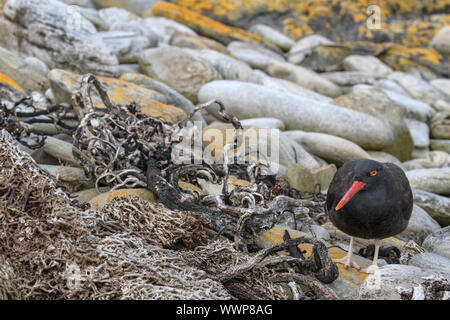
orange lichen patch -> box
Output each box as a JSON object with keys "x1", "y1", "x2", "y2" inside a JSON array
[
  {"x1": 89, "y1": 188, "x2": 155, "y2": 210},
  {"x1": 257, "y1": 225, "x2": 370, "y2": 285},
  {"x1": 379, "y1": 44, "x2": 445, "y2": 73},
  {"x1": 172, "y1": 0, "x2": 290, "y2": 23},
  {"x1": 149, "y1": 2, "x2": 270, "y2": 46},
  {"x1": 359, "y1": 20, "x2": 447, "y2": 47},
  {"x1": 0, "y1": 72, "x2": 24, "y2": 92}
]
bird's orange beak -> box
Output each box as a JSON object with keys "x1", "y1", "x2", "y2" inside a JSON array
[{"x1": 335, "y1": 180, "x2": 367, "y2": 211}]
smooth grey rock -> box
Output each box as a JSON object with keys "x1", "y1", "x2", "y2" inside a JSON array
[
  {"x1": 249, "y1": 24, "x2": 295, "y2": 51},
  {"x1": 139, "y1": 46, "x2": 222, "y2": 103},
  {"x1": 409, "y1": 253, "x2": 450, "y2": 279},
  {"x1": 343, "y1": 55, "x2": 393, "y2": 77},
  {"x1": 0, "y1": 46, "x2": 49, "y2": 92},
  {"x1": 286, "y1": 163, "x2": 337, "y2": 193},
  {"x1": 406, "y1": 168, "x2": 450, "y2": 195},
  {"x1": 240, "y1": 118, "x2": 286, "y2": 130},
  {"x1": 1, "y1": 0, "x2": 119, "y2": 76},
  {"x1": 227, "y1": 41, "x2": 285, "y2": 70},
  {"x1": 431, "y1": 78, "x2": 450, "y2": 97},
  {"x1": 266, "y1": 60, "x2": 342, "y2": 97},
  {"x1": 413, "y1": 189, "x2": 450, "y2": 227},
  {"x1": 430, "y1": 112, "x2": 450, "y2": 139},
  {"x1": 283, "y1": 130, "x2": 370, "y2": 166},
  {"x1": 119, "y1": 73, "x2": 205, "y2": 125},
  {"x1": 400, "y1": 205, "x2": 441, "y2": 243},
  {"x1": 182, "y1": 48, "x2": 260, "y2": 83},
  {"x1": 374, "y1": 79, "x2": 411, "y2": 96},
  {"x1": 98, "y1": 7, "x2": 141, "y2": 28},
  {"x1": 366, "y1": 151, "x2": 403, "y2": 166},
  {"x1": 389, "y1": 72, "x2": 450, "y2": 112},
  {"x1": 405, "y1": 118, "x2": 430, "y2": 148},
  {"x1": 430, "y1": 139, "x2": 450, "y2": 153},
  {"x1": 144, "y1": 17, "x2": 197, "y2": 44},
  {"x1": 381, "y1": 88, "x2": 435, "y2": 122},
  {"x1": 287, "y1": 34, "x2": 335, "y2": 65},
  {"x1": 403, "y1": 151, "x2": 449, "y2": 170},
  {"x1": 91, "y1": 0, "x2": 159, "y2": 15},
  {"x1": 323, "y1": 71, "x2": 376, "y2": 86},
  {"x1": 253, "y1": 70, "x2": 332, "y2": 103},
  {"x1": 280, "y1": 134, "x2": 320, "y2": 169},
  {"x1": 358, "y1": 264, "x2": 443, "y2": 300},
  {"x1": 423, "y1": 227, "x2": 450, "y2": 259},
  {"x1": 100, "y1": 30, "x2": 151, "y2": 63},
  {"x1": 198, "y1": 81, "x2": 395, "y2": 150},
  {"x1": 430, "y1": 26, "x2": 450, "y2": 55}
]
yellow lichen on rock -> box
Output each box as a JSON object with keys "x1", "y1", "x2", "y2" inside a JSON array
[
  {"x1": 149, "y1": 2, "x2": 269, "y2": 46},
  {"x1": 49, "y1": 69, "x2": 187, "y2": 123},
  {"x1": 0, "y1": 72, "x2": 24, "y2": 92},
  {"x1": 89, "y1": 188, "x2": 155, "y2": 210}
]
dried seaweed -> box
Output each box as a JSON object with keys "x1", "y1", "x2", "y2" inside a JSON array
[{"x1": 0, "y1": 130, "x2": 338, "y2": 299}]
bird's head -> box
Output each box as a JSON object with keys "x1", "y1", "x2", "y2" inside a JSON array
[{"x1": 335, "y1": 159, "x2": 384, "y2": 211}]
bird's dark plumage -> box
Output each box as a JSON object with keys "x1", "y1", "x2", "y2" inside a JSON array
[{"x1": 326, "y1": 159, "x2": 413, "y2": 239}]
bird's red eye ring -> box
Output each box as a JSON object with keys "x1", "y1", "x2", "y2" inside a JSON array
[{"x1": 370, "y1": 170, "x2": 378, "y2": 176}]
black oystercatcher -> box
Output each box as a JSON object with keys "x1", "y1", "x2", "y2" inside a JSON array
[{"x1": 326, "y1": 159, "x2": 413, "y2": 273}]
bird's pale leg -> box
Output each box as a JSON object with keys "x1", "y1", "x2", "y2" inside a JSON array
[
  {"x1": 333, "y1": 236, "x2": 361, "y2": 270},
  {"x1": 361, "y1": 239, "x2": 382, "y2": 274}
]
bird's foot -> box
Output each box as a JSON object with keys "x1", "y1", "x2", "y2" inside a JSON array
[
  {"x1": 333, "y1": 254, "x2": 361, "y2": 271},
  {"x1": 361, "y1": 264, "x2": 379, "y2": 274}
]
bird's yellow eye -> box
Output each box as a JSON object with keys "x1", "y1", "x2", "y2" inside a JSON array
[{"x1": 370, "y1": 170, "x2": 378, "y2": 176}]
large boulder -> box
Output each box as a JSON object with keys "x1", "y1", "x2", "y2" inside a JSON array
[
  {"x1": 198, "y1": 81, "x2": 395, "y2": 151},
  {"x1": 139, "y1": 46, "x2": 222, "y2": 103},
  {"x1": 283, "y1": 130, "x2": 370, "y2": 166}
]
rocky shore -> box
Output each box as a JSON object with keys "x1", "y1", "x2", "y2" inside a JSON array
[{"x1": 0, "y1": 0, "x2": 449, "y2": 300}]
